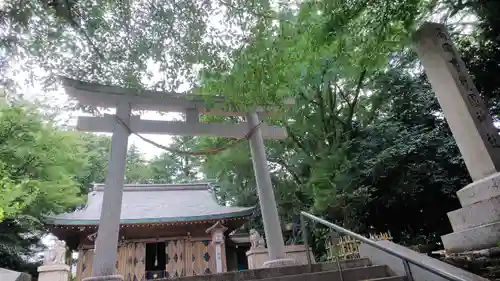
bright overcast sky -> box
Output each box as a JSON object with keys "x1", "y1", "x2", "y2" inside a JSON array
[
  {"x1": 5, "y1": 3, "x2": 240, "y2": 160},
  {"x1": 15, "y1": 80, "x2": 180, "y2": 159}
]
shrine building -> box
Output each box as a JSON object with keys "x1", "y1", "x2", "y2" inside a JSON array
[{"x1": 45, "y1": 183, "x2": 254, "y2": 281}]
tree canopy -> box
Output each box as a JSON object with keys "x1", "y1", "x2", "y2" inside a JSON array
[{"x1": 0, "y1": 102, "x2": 99, "y2": 272}]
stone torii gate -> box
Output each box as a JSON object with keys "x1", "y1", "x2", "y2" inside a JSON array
[{"x1": 60, "y1": 77, "x2": 296, "y2": 281}]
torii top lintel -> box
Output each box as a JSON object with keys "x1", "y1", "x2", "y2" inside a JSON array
[{"x1": 60, "y1": 77, "x2": 294, "y2": 117}]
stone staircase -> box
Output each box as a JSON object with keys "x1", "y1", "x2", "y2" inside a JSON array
[{"x1": 160, "y1": 258, "x2": 406, "y2": 281}]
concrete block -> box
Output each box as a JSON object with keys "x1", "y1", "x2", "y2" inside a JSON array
[
  {"x1": 246, "y1": 245, "x2": 315, "y2": 269},
  {"x1": 441, "y1": 221, "x2": 500, "y2": 253},
  {"x1": 0, "y1": 268, "x2": 31, "y2": 281},
  {"x1": 38, "y1": 264, "x2": 71, "y2": 281},
  {"x1": 448, "y1": 194, "x2": 500, "y2": 232},
  {"x1": 456, "y1": 172, "x2": 500, "y2": 206}
]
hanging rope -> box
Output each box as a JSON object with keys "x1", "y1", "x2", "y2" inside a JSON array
[{"x1": 114, "y1": 115, "x2": 263, "y2": 156}]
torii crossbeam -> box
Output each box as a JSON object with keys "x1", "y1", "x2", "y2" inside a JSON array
[{"x1": 60, "y1": 77, "x2": 296, "y2": 281}]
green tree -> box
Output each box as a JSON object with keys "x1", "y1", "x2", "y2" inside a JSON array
[
  {"x1": 125, "y1": 144, "x2": 151, "y2": 184},
  {"x1": 450, "y1": 0, "x2": 500, "y2": 118},
  {"x1": 0, "y1": 0, "x2": 266, "y2": 101},
  {"x1": 75, "y1": 133, "x2": 111, "y2": 191},
  {"x1": 0, "y1": 103, "x2": 87, "y2": 272},
  {"x1": 197, "y1": 0, "x2": 432, "y2": 239},
  {"x1": 147, "y1": 136, "x2": 201, "y2": 184},
  {"x1": 195, "y1": 0, "x2": 486, "y2": 254}
]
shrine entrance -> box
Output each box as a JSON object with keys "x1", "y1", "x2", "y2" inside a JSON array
[
  {"x1": 77, "y1": 239, "x2": 218, "y2": 280},
  {"x1": 144, "y1": 239, "x2": 216, "y2": 279},
  {"x1": 60, "y1": 77, "x2": 295, "y2": 280}
]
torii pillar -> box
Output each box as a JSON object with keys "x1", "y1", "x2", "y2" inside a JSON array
[
  {"x1": 247, "y1": 112, "x2": 294, "y2": 267},
  {"x1": 414, "y1": 22, "x2": 500, "y2": 253},
  {"x1": 60, "y1": 77, "x2": 294, "y2": 281},
  {"x1": 90, "y1": 101, "x2": 131, "y2": 280}
]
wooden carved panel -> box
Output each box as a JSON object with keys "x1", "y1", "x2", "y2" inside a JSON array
[
  {"x1": 187, "y1": 240, "x2": 216, "y2": 276},
  {"x1": 133, "y1": 243, "x2": 146, "y2": 281},
  {"x1": 185, "y1": 241, "x2": 195, "y2": 276},
  {"x1": 166, "y1": 240, "x2": 185, "y2": 278},
  {"x1": 77, "y1": 249, "x2": 94, "y2": 281},
  {"x1": 117, "y1": 242, "x2": 146, "y2": 281}
]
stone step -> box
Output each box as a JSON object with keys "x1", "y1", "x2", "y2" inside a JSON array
[
  {"x1": 251, "y1": 265, "x2": 391, "y2": 281},
  {"x1": 456, "y1": 172, "x2": 500, "y2": 206},
  {"x1": 441, "y1": 221, "x2": 500, "y2": 253},
  {"x1": 447, "y1": 195, "x2": 500, "y2": 232},
  {"x1": 159, "y1": 259, "x2": 372, "y2": 281},
  {"x1": 332, "y1": 258, "x2": 372, "y2": 270},
  {"x1": 366, "y1": 277, "x2": 407, "y2": 281}
]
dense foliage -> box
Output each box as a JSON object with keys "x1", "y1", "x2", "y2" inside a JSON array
[
  {"x1": 0, "y1": 102, "x2": 111, "y2": 273},
  {"x1": 0, "y1": 0, "x2": 498, "y2": 275}
]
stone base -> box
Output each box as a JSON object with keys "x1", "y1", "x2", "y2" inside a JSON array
[
  {"x1": 246, "y1": 245, "x2": 315, "y2": 269},
  {"x1": 263, "y1": 258, "x2": 298, "y2": 268},
  {"x1": 82, "y1": 275, "x2": 124, "y2": 281},
  {"x1": 38, "y1": 264, "x2": 70, "y2": 281},
  {"x1": 442, "y1": 172, "x2": 500, "y2": 253}
]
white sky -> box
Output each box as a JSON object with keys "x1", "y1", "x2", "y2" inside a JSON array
[{"x1": 15, "y1": 82, "x2": 180, "y2": 159}]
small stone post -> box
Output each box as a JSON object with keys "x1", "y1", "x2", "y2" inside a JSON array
[
  {"x1": 414, "y1": 22, "x2": 500, "y2": 252},
  {"x1": 206, "y1": 221, "x2": 228, "y2": 273}
]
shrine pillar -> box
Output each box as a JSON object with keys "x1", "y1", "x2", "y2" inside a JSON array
[
  {"x1": 246, "y1": 112, "x2": 296, "y2": 267},
  {"x1": 206, "y1": 221, "x2": 228, "y2": 273},
  {"x1": 414, "y1": 22, "x2": 500, "y2": 253}
]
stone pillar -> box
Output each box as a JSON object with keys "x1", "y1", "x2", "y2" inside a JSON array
[
  {"x1": 246, "y1": 112, "x2": 296, "y2": 267},
  {"x1": 206, "y1": 221, "x2": 228, "y2": 273},
  {"x1": 86, "y1": 102, "x2": 131, "y2": 280},
  {"x1": 414, "y1": 22, "x2": 500, "y2": 253},
  {"x1": 38, "y1": 264, "x2": 71, "y2": 281}
]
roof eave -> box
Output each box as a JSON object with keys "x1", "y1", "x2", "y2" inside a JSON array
[{"x1": 45, "y1": 207, "x2": 255, "y2": 226}]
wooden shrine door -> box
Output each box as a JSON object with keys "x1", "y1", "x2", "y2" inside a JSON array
[
  {"x1": 165, "y1": 239, "x2": 216, "y2": 278},
  {"x1": 117, "y1": 242, "x2": 146, "y2": 281},
  {"x1": 186, "y1": 240, "x2": 216, "y2": 276},
  {"x1": 77, "y1": 239, "x2": 217, "y2": 280}
]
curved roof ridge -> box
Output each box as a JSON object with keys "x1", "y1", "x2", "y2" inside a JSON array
[
  {"x1": 45, "y1": 182, "x2": 255, "y2": 226},
  {"x1": 92, "y1": 182, "x2": 212, "y2": 192}
]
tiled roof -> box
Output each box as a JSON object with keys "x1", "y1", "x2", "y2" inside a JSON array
[{"x1": 46, "y1": 183, "x2": 254, "y2": 225}]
